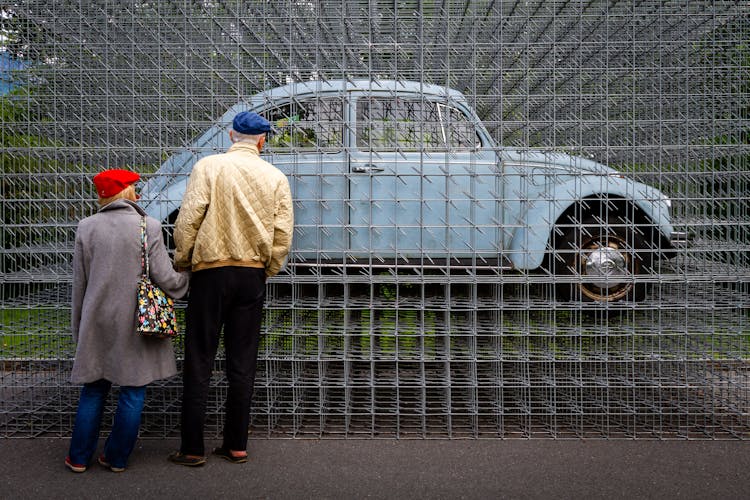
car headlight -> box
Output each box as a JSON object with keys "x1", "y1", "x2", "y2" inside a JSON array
[{"x1": 660, "y1": 192, "x2": 672, "y2": 209}]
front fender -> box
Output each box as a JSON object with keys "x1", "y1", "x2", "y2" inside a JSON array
[{"x1": 506, "y1": 176, "x2": 674, "y2": 270}]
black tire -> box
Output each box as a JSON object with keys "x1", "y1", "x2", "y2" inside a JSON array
[
  {"x1": 163, "y1": 209, "x2": 180, "y2": 251},
  {"x1": 552, "y1": 214, "x2": 648, "y2": 303}
]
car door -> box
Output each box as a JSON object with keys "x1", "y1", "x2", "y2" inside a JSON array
[
  {"x1": 263, "y1": 95, "x2": 348, "y2": 262},
  {"x1": 348, "y1": 94, "x2": 499, "y2": 263}
]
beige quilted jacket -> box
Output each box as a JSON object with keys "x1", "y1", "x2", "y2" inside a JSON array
[{"x1": 174, "y1": 142, "x2": 294, "y2": 277}]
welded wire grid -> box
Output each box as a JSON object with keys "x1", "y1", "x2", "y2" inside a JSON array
[{"x1": 1, "y1": 1, "x2": 748, "y2": 439}]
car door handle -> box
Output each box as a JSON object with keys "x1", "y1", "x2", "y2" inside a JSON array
[{"x1": 352, "y1": 164, "x2": 385, "y2": 173}]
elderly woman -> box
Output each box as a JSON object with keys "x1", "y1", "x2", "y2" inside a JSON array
[{"x1": 65, "y1": 169, "x2": 190, "y2": 473}]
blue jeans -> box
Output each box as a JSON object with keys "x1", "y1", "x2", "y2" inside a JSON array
[{"x1": 68, "y1": 379, "x2": 146, "y2": 469}]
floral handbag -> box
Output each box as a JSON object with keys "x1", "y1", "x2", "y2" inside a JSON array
[{"x1": 136, "y1": 216, "x2": 178, "y2": 339}]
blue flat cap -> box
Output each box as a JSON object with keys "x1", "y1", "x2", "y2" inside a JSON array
[{"x1": 233, "y1": 111, "x2": 271, "y2": 135}]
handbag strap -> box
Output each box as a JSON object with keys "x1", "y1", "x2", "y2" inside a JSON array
[{"x1": 140, "y1": 216, "x2": 149, "y2": 278}]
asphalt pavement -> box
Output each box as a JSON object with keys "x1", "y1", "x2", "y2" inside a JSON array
[{"x1": 2, "y1": 438, "x2": 748, "y2": 499}]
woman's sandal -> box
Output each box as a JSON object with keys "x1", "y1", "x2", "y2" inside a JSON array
[
  {"x1": 211, "y1": 447, "x2": 248, "y2": 464},
  {"x1": 168, "y1": 451, "x2": 207, "y2": 467}
]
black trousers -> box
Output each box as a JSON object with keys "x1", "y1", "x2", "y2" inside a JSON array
[{"x1": 179, "y1": 266, "x2": 266, "y2": 456}]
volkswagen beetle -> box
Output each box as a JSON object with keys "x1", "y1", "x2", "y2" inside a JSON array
[{"x1": 141, "y1": 80, "x2": 684, "y2": 302}]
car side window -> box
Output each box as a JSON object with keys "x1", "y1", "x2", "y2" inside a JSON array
[
  {"x1": 439, "y1": 104, "x2": 482, "y2": 150},
  {"x1": 357, "y1": 97, "x2": 444, "y2": 151},
  {"x1": 357, "y1": 97, "x2": 480, "y2": 151},
  {"x1": 265, "y1": 97, "x2": 344, "y2": 152}
]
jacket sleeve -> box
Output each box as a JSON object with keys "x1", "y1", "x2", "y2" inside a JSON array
[
  {"x1": 266, "y1": 175, "x2": 294, "y2": 278},
  {"x1": 71, "y1": 227, "x2": 87, "y2": 343},
  {"x1": 147, "y1": 218, "x2": 191, "y2": 299},
  {"x1": 174, "y1": 161, "x2": 210, "y2": 269}
]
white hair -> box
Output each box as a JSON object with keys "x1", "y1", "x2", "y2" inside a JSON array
[
  {"x1": 97, "y1": 184, "x2": 137, "y2": 207},
  {"x1": 231, "y1": 130, "x2": 264, "y2": 144}
]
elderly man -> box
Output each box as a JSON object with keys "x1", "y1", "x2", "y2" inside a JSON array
[{"x1": 169, "y1": 111, "x2": 293, "y2": 466}]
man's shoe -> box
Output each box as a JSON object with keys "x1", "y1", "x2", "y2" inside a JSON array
[
  {"x1": 98, "y1": 455, "x2": 126, "y2": 472},
  {"x1": 65, "y1": 456, "x2": 87, "y2": 473},
  {"x1": 168, "y1": 451, "x2": 207, "y2": 467},
  {"x1": 212, "y1": 447, "x2": 248, "y2": 464}
]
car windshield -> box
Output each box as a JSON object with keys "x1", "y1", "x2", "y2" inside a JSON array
[{"x1": 356, "y1": 97, "x2": 480, "y2": 151}]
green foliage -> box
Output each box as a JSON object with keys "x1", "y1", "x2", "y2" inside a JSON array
[
  {"x1": 0, "y1": 87, "x2": 64, "y2": 173},
  {"x1": 267, "y1": 128, "x2": 317, "y2": 150},
  {"x1": 0, "y1": 87, "x2": 97, "y2": 284},
  {"x1": 0, "y1": 6, "x2": 50, "y2": 61}
]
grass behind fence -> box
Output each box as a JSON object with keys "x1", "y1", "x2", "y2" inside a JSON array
[{"x1": 3, "y1": 306, "x2": 747, "y2": 362}]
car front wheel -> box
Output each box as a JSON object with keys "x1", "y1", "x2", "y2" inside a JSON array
[{"x1": 553, "y1": 215, "x2": 647, "y2": 303}]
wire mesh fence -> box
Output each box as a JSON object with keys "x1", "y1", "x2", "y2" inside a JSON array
[{"x1": 1, "y1": 1, "x2": 748, "y2": 439}]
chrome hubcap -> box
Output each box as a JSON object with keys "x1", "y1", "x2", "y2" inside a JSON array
[{"x1": 584, "y1": 245, "x2": 628, "y2": 289}]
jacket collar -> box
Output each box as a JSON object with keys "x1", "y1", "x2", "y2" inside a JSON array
[
  {"x1": 227, "y1": 142, "x2": 261, "y2": 156},
  {"x1": 98, "y1": 198, "x2": 146, "y2": 216}
]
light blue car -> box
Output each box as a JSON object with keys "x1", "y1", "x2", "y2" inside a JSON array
[{"x1": 141, "y1": 80, "x2": 684, "y2": 303}]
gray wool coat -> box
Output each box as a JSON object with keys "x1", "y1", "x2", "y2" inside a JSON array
[{"x1": 71, "y1": 199, "x2": 190, "y2": 386}]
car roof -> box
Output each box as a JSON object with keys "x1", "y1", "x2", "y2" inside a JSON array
[{"x1": 246, "y1": 79, "x2": 466, "y2": 105}]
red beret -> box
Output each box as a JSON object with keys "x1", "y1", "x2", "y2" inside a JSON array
[{"x1": 92, "y1": 169, "x2": 140, "y2": 198}]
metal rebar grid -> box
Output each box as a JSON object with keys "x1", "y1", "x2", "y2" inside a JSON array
[{"x1": 1, "y1": 1, "x2": 748, "y2": 439}]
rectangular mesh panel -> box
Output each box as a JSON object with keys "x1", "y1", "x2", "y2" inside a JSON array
[{"x1": 1, "y1": 1, "x2": 748, "y2": 439}]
